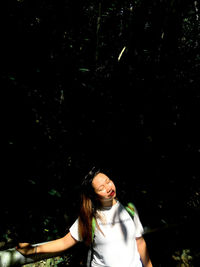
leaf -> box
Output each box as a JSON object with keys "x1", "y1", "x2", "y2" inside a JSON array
[
  {"x1": 79, "y1": 68, "x2": 90, "y2": 72},
  {"x1": 28, "y1": 179, "x2": 36, "y2": 185},
  {"x1": 48, "y1": 189, "x2": 61, "y2": 197},
  {"x1": 9, "y1": 76, "x2": 16, "y2": 81}
]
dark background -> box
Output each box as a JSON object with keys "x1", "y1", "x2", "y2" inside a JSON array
[{"x1": 2, "y1": 0, "x2": 200, "y2": 266}]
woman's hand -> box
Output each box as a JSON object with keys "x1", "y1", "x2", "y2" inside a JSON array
[{"x1": 16, "y1": 243, "x2": 35, "y2": 256}]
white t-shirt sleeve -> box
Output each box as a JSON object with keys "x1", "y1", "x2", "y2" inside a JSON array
[
  {"x1": 134, "y1": 210, "x2": 144, "y2": 238},
  {"x1": 69, "y1": 218, "x2": 82, "y2": 242}
]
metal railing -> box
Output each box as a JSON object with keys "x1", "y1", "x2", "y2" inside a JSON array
[
  {"x1": 0, "y1": 242, "x2": 64, "y2": 267},
  {"x1": 0, "y1": 223, "x2": 181, "y2": 267}
]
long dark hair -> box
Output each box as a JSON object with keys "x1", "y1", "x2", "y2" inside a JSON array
[{"x1": 78, "y1": 167, "x2": 102, "y2": 246}]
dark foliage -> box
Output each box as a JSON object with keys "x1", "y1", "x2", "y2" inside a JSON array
[{"x1": 2, "y1": 0, "x2": 200, "y2": 265}]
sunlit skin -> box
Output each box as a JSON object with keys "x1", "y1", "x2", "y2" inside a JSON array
[{"x1": 92, "y1": 173, "x2": 117, "y2": 207}]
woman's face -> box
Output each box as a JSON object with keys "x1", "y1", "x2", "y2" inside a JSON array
[{"x1": 92, "y1": 172, "x2": 116, "y2": 206}]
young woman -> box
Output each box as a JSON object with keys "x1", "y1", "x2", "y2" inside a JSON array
[{"x1": 17, "y1": 167, "x2": 153, "y2": 267}]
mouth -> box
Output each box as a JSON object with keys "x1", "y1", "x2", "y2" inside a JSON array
[{"x1": 109, "y1": 190, "x2": 115, "y2": 197}]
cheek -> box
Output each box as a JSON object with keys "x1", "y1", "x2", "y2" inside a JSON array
[
  {"x1": 96, "y1": 190, "x2": 106, "y2": 199},
  {"x1": 111, "y1": 182, "x2": 116, "y2": 190}
]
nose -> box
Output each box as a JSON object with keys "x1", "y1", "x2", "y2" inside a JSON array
[{"x1": 106, "y1": 184, "x2": 112, "y2": 193}]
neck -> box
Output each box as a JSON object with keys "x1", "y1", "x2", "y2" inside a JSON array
[{"x1": 101, "y1": 198, "x2": 117, "y2": 207}]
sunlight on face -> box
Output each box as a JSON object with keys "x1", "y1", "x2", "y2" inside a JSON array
[{"x1": 92, "y1": 173, "x2": 116, "y2": 206}]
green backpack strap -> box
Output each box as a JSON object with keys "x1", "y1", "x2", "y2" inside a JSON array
[
  {"x1": 92, "y1": 202, "x2": 135, "y2": 241},
  {"x1": 125, "y1": 202, "x2": 135, "y2": 217},
  {"x1": 92, "y1": 217, "x2": 96, "y2": 241}
]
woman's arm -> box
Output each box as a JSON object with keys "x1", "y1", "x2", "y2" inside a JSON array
[
  {"x1": 136, "y1": 236, "x2": 153, "y2": 267},
  {"x1": 17, "y1": 232, "x2": 78, "y2": 256}
]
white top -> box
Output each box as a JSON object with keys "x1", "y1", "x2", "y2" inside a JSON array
[{"x1": 70, "y1": 201, "x2": 144, "y2": 267}]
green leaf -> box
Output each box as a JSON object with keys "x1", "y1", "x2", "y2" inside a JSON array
[
  {"x1": 28, "y1": 179, "x2": 36, "y2": 185},
  {"x1": 48, "y1": 189, "x2": 61, "y2": 197},
  {"x1": 79, "y1": 68, "x2": 90, "y2": 72},
  {"x1": 9, "y1": 76, "x2": 15, "y2": 81}
]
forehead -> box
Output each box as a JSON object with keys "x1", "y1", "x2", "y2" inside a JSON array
[{"x1": 92, "y1": 173, "x2": 108, "y2": 188}]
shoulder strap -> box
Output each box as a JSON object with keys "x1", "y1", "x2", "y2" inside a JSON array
[
  {"x1": 92, "y1": 217, "x2": 96, "y2": 241},
  {"x1": 90, "y1": 217, "x2": 96, "y2": 267},
  {"x1": 125, "y1": 202, "x2": 135, "y2": 217},
  {"x1": 92, "y1": 202, "x2": 135, "y2": 240}
]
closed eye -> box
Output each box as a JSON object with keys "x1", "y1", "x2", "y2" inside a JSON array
[{"x1": 98, "y1": 186, "x2": 104, "y2": 191}]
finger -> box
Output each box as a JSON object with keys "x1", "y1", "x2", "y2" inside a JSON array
[{"x1": 18, "y1": 242, "x2": 30, "y2": 248}]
